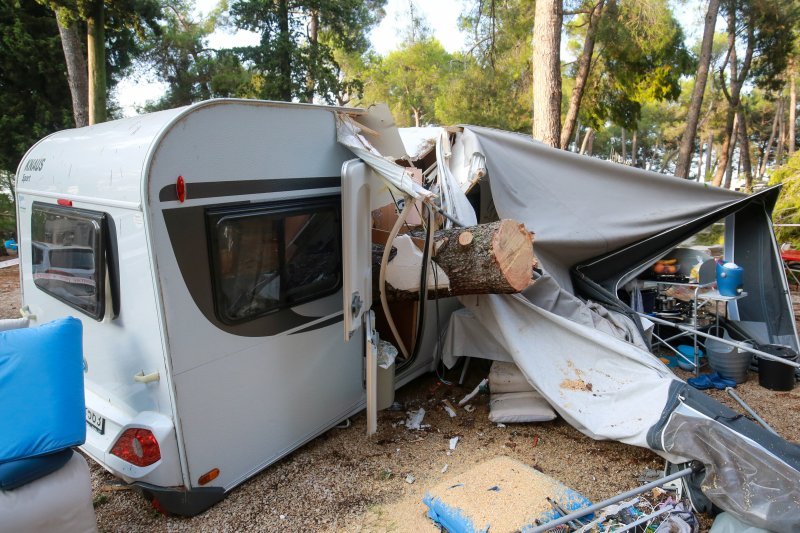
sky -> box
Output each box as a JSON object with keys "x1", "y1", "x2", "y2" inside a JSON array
[{"x1": 115, "y1": 0, "x2": 705, "y2": 117}]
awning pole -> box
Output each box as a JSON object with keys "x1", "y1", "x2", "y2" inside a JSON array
[
  {"x1": 639, "y1": 313, "x2": 800, "y2": 368},
  {"x1": 527, "y1": 464, "x2": 698, "y2": 533},
  {"x1": 726, "y1": 387, "x2": 779, "y2": 436},
  {"x1": 365, "y1": 311, "x2": 377, "y2": 435}
]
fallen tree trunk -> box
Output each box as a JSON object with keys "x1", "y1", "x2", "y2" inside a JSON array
[{"x1": 373, "y1": 219, "x2": 536, "y2": 301}]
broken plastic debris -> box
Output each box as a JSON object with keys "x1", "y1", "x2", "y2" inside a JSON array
[
  {"x1": 377, "y1": 340, "x2": 398, "y2": 369},
  {"x1": 459, "y1": 378, "x2": 488, "y2": 406},
  {"x1": 405, "y1": 408, "x2": 426, "y2": 430},
  {"x1": 449, "y1": 436, "x2": 459, "y2": 450},
  {"x1": 464, "y1": 404, "x2": 475, "y2": 413},
  {"x1": 442, "y1": 400, "x2": 457, "y2": 418},
  {"x1": 279, "y1": 515, "x2": 286, "y2": 520},
  {"x1": 496, "y1": 423, "x2": 506, "y2": 428},
  {"x1": 487, "y1": 485, "x2": 500, "y2": 492},
  {"x1": 441, "y1": 464, "x2": 449, "y2": 473},
  {"x1": 405, "y1": 474, "x2": 415, "y2": 484}
]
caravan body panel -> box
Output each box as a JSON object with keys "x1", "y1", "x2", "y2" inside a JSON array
[
  {"x1": 145, "y1": 101, "x2": 365, "y2": 490},
  {"x1": 16, "y1": 100, "x2": 453, "y2": 510}
]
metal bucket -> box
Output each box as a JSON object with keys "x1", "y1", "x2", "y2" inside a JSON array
[{"x1": 705, "y1": 326, "x2": 753, "y2": 383}]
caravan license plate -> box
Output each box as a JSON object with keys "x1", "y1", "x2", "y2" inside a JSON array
[{"x1": 86, "y1": 408, "x2": 105, "y2": 435}]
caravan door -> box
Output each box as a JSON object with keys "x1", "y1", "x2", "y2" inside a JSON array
[
  {"x1": 341, "y1": 159, "x2": 374, "y2": 340},
  {"x1": 341, "y1": 159, "x2": 379, "y2": 433}
]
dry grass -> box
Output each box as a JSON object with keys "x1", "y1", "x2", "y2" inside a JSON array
[{"x1": 2, "y1": 263, "x2": 798, "y2": 532}]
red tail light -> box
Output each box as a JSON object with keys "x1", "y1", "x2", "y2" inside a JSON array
[{"x1": 110, "y1": 428, "x2": 161, "y2": 467}]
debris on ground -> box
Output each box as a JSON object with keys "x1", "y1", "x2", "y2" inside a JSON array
[
  {"x1": 458, "y1": 378, "x2": 488, "y2": 406},
  {"x1": 405, "y1": 408, "x2": 426, "y2": 430}
]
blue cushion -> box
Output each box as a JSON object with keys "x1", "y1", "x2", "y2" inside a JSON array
[
  {"x1": 0, "y1": 448, "x2": 73, "y2": 490},
  {"x1": 0, "y1": 318, "x2": 85, "y2": 463}
]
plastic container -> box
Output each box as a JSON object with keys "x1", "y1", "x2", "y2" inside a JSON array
[
  {"x1": 716, "y1": 261, "x2": 744, "y2": 297},
  {"x1": 758, "y1": 345, "x2": 798, "y2": 391},
  {"x1": 676, "y1": 345, "x2": 704, "y2": 371},
  {"x1": 705, "y1": 326, "x2": 753, "y2": 383},
  {"x1": 376, "y1": 362, "x2": 396, "y2": 410}
]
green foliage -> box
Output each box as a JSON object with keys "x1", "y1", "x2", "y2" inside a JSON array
[
  {"x1": 0, "y1": 1, "x2": 73, "y2": 176},
  {"x1": 434, "y1": 0, "x2": 534, "y2": 131},
  {"x1": 576, "y1": 0, "x2": 693, "y2": 130},
  {"x1": 141, "y1": 0, "x2": 253, "y2": 111},
  {"x1": 230, "y1": 0, "x2": 385, "y2": 103},
  {"x1": 359, "y1": 38, "x2": 454, "y2": 127},
  {"x1": 39, "y1": 0, "x2": 163, "y2": 93},
  {"x1": 769, "y1": 151, "x2": 800, "y2": 247}
]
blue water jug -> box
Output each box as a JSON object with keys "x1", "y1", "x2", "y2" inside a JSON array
[{"x1": 716, "y1": 261, "x2": 744, "y2": 296}]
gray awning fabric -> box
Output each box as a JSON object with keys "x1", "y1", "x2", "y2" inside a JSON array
[
  {"x1": 463, "y1": 126, "x2": 744, "y2": 290},
  {"x1": 453, "y1": 126, "x2": 800, "y2": 528}
]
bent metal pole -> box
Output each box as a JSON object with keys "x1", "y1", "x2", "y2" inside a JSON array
[
  {"x1": 527, "y1": 464, "x2": 699, "y2": 533},
  {"x1": 638, "y1": 313, "x2": 800, "y2": 368}
]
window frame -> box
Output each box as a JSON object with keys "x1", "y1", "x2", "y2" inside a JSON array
[
  {"x1": 206, "y1": 196, "x2": 343, "y2": 325},
  {"x1": 30, "y1": 201, "x2": 108, "y2": 320}
]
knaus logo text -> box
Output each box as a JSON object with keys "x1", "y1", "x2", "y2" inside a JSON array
[{"x1": 24, "y1": 158, "x2": 46, "y2": 172}]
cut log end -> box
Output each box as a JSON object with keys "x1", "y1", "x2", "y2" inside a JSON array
[
  {"x1": 491, "y1": 220, "x2": 535, "y2": 292},
  {"x1": 458, "y1": 231, "x2": 474, "y2": 247}
]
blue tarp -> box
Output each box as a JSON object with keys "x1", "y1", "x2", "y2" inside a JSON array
[{"x1": 0, "y1": 318, "x2": 85, "y2": 463}]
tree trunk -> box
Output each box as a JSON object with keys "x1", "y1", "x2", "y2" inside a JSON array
[
  {"x1": 375, "y1": 220, "x2": 536, "y2": 300},
  {"x1": 86, "y1": 0, "x2": 106, "y2": 125},
  {"x1": 695, "y1": 143, "x2": 703, "y2": 181},
  {"x1": 632, "y1": 129, "x2": 638, "y2": 166},
  {"x1": 704, "y1": 132, "x2": 713, "y2": 180},
  {"x1": 760, "y1": 98, "x2": 782, "y2": 177},
  {"x1": 580, "y1": 127, "x2": 594, "y2": 155},
  {"x1": 305, "y1": 9, "x2": 319, "y2": 103},
  {"x1": 723, "y1": 112, "x2": 739, "y2": 189},
  {"x1": 56, "y1": 16, "x2": 88, "y2": 128},
  {"x1": 532, "y1": 0, "x2": 563, "y2": 147},
  {"x1": 738, "y1": 110, "x2": 753, "y2": 191},
  {"x1": 791, "y1": 73, "x2": 797, "y2": 156},
  {"x1": 675, "y1": 0, "x2": 721, "y2": 178},
  {"x1": 573, "y1": 119, "x2": 581, "y2": 152},
  {"x1": 412, "y1": 107, "x2": 421, "y2": 127},
  {"x1": 712, "y1": 8, "x2": 754, "y2": 187},
  {"x1": 621, "y1": 127, "x2": 627, "y2": 162},
  {"x1": 277, "y1": 0, "x2": 292, "y2": 101},
  {"x1": 560, "y1": 0, "x2": 604, "y2": 149},
  {"x1": 777, "y1": 96, "x2": 786, "y2": 164}
]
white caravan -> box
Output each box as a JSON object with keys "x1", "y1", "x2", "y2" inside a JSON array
[{"x1": 15, "y1": 99, "x2": 455, "y2": 515}]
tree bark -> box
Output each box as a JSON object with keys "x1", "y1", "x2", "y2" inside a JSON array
[
  {"x1": 277, "y1": 0, "x2": 292, "y2": 101},
  {"x1": 791, "y1": 73, "x2": 797, "y2": 156},
  {"x1": 305, "y1": 9, "x2": 319, "y2": 103},
  {"x1": 738, "y1": 109, "x2": 753, "y2": 191},
  {"x1": 777, "y1": 96, "x2": 787, "y2": 164},
  {"x1": 560, "y1": 0, "x2": 604, "y2": 149},
  {"x1": 675, "y1": 0, "x2": 720, "y2": 179},
  {"x1": 532, "y1": 0, "x2": 563, "y2": 147},
  {"x1": 631, "y1": 129, "x2": 638, "y2": 166},
  {"x1": 723, "y1": 111, "x2": 739, "y2": 189},
  {"x1": 712, "y1": 8, "x2": 754, "y2": 187},
  {"x1": 375, "y1": 220, "x2": 536, "y2": 300},
  {"x1": 86, "y1": 0, "x2": 106, "y2": 125},
  {"x1": 760, "y1": 97, "x2": 782, "y2": 177},
  {"x1": 704, "y1": 132, "x2": 713, "y2": 180},
  {"x1": 580, "y1": 127, "x2": 594, "y2": 155},
  {"x1": 56, "y1": 16, "x2": 88, "y2": 128}
]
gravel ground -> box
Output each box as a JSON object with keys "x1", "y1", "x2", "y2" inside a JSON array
[{"x1": 2, "y1": 263, "x2": 798, "y2": 532}]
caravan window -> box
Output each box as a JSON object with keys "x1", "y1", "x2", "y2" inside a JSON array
[
  {"x1": 30, "y1": 202, "x2": 107, "y2": 320},
  {"x1": 207, "y1": 197, "x2": 342, "y2": 324}
]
